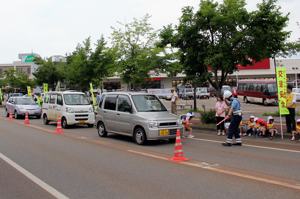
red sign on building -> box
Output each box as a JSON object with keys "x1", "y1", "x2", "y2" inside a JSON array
[{"x1": 237, "y1": 58, "x2": 270, "y2": 70}]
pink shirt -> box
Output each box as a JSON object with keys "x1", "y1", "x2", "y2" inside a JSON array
[{"x1": 215, "y1": 101, "x2": 227, "y2": 117}]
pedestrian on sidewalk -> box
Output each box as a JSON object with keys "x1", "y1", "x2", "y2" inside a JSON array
[
  {"x1": 222, "y1": 90, "x2": 242, "y2": 146},
  {"x1": 286, "y1": 85, "x2": 297, "y2": 134},
  {"x1": 215, "y1": 96, "x2": 228, "y2": 136},
  {"x1": 171, "y1": 88, "x2": 178, "y2": 115}
]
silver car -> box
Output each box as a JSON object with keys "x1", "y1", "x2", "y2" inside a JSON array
[
  {"x1": 5, "y1": 97, "x2": 42, "y2": 119},
  {"x1": 95, "y1": 92, "x2": 183, "y2": 145}
]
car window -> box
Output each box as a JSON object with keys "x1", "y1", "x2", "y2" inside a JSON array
[
  {"x1": 132, "y1": 95, "x2": 167, "y2": 112},
  {"x1": 99, "y1": 94, "x2": 105, "y2": 108},
  {"x1": 104, "y1": 95, "x2": 117, "y2": 111},
  {"x1": 44, "y1": 94, "x2": 50, "y2": 103},
  {"x1": 57, "y1": 94, "x2": 63, "y2": 105},
  {"x1": 117, "y1": 95, "x2": 132, "y2": 113},
  {"x1": 50, "y1": 94, "x2": 57, "y2": 104}
]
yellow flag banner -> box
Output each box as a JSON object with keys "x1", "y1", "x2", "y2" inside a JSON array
[
  {"x1": 27, "y1": 86, "x2": 32, "y2": 97},
  {"x1": 276, "y1": 67, "x2": 289, "y2": 115},
  {"x1": 43, "y1": 83, "x2": 48, "y2": 93},
  {"x1": 89, "y1": 83, "x2": 96, "y2": 106}
]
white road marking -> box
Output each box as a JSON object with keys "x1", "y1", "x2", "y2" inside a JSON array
[
  {"x1": 0, "y1": 152, "x2": 69, "y2": 199},
  {"x1": 191, "y1": 137, "x2": 300, "y2": 154}
]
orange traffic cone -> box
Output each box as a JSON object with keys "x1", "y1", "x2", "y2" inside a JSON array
[
  {"x1": 55, "y1": 116, "x2": 63, "y2": 134},
  {"x1": 9, "y1": 112, "x2": 13, "y2": 121},
  {"x1": 24, "y1": 112, "x2": 30, "y2": 126},
  {"x1": 170, "y1": 129, "x2": 188, "y2": 162}
]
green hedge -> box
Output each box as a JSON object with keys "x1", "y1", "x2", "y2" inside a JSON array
[{"x1": 200, "y1": 109, "x2": 216, "y2": 124}]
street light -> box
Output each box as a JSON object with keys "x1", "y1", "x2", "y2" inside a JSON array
[{"x1": 292, "y1": 67, "x2": 298, "y2": 88}]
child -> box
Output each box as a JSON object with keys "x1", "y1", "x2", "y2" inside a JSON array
[
  {"x1": 181, "y1": 112, "x2": 195, "y2": 138},
  {"x1": 255, "y1": 118, "x2": 267, "y2": 137},
  {"x1": 241, "y1": 116, "x2": 256, "y2": 136},
  {"x1": 291, "y1": 119, "x2": 300, "y2": 141},
  {"x1": 266, "y1": 116, "x2": 277, "y2": 139}
]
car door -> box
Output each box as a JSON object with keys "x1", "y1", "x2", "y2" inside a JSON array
[
  {"x1": 56, "y1": 94, "x2": 63, "y2": 119},
  {"x1": 48, "y1": 94, "x2": 57, "y2": 120},
  {"x1": 102, "y1": 95, "x2": 118, "y2": 132},
  {"x1": 116, "y1": 95, "x2": 133, "y2": 134},
  {"x1": 6, "y1": 97, "x2": 14, "y2": 114}
]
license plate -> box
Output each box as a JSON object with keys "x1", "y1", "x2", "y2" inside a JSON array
[
  {"x1": 79, "y1": 120, "x2": 87, "y2": 124},
  {"x1": 159, "y1": 129, "x2": 169, "y2": 136}
]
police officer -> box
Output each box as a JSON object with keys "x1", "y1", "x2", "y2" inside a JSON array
[{"x1": 222, "y1": 90, "x2": 242, "y2": 146}]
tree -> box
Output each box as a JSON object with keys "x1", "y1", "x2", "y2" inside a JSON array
[
  {"x1": 161, "y1": 0, "x2": 293, "y2": 96},
  {"x1": 3, "y1": 68, "x2": 34, "y2": 91},
  {"x1": 33, "y1": 57, "x2": 64, "y2": 90},
  {"x1": 111, "y1": 14, "x2": 158, "y2": 90}
]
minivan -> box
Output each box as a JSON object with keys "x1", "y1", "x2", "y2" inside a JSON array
[
  {"x1": 42, "y1": 91, "x2": 95, "y2": 128},
  {"x1": 95, "y1": 92, "x2": 183, "y2": 145}
]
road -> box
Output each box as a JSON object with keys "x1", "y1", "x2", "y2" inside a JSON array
[{"x1": 1, "y1": 113, "x2": 300, "y2": 199}]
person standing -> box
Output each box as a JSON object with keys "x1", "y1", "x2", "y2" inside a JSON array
[
  {"x1": 171, "y1": 88, "x2": 178, "y2": 115},
  {"x1": 285, "y1": 85, "x2": 297, "y2": 134},
  {"x1": 222, "y1": 90, "x2": 242, "y2": 146},
  {"x1": 215, "y1": 96, "x2": 227, "y2": 136}
]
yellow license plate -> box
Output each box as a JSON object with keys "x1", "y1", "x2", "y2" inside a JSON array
[
  {"x1": 79, "y1": 120, "x2": 87, "y2": 124},
  {"x1": 159, "y1": 129, "x2": 169, "y2": 136}
]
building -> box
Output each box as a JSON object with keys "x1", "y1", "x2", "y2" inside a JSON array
[
  {"x1": 103, "y1": 58, "x2": 300, "y2": 90},
  {"x1": 0, "y1": 53, "x2": 40, "y2": 79}
]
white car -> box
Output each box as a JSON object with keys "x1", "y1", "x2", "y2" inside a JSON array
[
  {"x1": 196, "y1": 87, "x2": 210, "y2": 99},
  {"x1": 42, "y1": 91, "x2": 95, "y2": 128}
]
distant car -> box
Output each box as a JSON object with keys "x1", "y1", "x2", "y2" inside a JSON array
[
  {"x1": 5, "y1": 97, "x2": 41, "y2": 119},
  {"x1": 196, "y1": 87, "x2": 210, "y2": 99},
  {"x1": 8, "y1": 93, "x2": 23, "y2": 100},
  {"x1": 292, "y1": 88, "x2": 300, "y2": 101}
]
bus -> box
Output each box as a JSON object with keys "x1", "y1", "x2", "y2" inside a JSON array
[{"x1": 237, "y1": 79, "x2": 277, "y2": 105}]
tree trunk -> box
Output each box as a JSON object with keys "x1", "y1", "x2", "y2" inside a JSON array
[{"x1": 193, "y1": 84, "x2": 197, "y2": 111}]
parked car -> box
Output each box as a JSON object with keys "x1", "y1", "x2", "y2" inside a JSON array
[
  {"x1": 95, "y1": 92, "x2": 183, "y2": 145},
  {"x1": 196, "y1": 87, "x2": 210, "y2": 99},
  {"x1": 42, "y1": 91, "x2": 95, "y2": 128},
  {"x1": 5, "y1": 96, "x2": 41, "y2": 119},
  {"x1": 181, "y1": 88, "x2": 194, "y2": 99}
]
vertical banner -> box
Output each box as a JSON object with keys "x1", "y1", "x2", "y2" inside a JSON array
[
  {"x1": 89, "y1": 83, "x2": 96, "y2": 106},
  {"x1": 43, "y1": 83, "x2": 48, "y2": 93},
  {"x1": 27, "y1": 86, "x2": 32, "y2": 97},
  {"x1": 276, "y1": 67, "x2": 289, "y2": 115},
  {"x1": 0, "y1": 88, "x2": 2, "y2": 102}
]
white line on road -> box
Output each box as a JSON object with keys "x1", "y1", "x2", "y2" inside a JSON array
[
  {"x1": 191, "y1": 138, "x2": 300, "y2": 154},
  {"x1": 0, "y1": 152, "x2": 69, "y2": 199}
]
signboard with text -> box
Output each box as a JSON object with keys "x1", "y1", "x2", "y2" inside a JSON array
[{"x1": 276, "y1": 67, "x2": 289, "y2": 115}]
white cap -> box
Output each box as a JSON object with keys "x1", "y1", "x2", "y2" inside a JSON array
[
  {"x1": 297, "y1": 119, "x2": 300, "y2": 123},
  {"x1": 223, "y1": 90, "x2": 232, "y2": 99},
  {"x1": 250, "y1": 115, "x2": 255, "y2": 119},
  {"x1": 268, "y1": 116, "x2": 274, "y2": 120}
]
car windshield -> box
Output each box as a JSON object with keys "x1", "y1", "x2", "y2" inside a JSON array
[
  {"x1": 132, "y1": 95, "x2": 167, "y2": 112},
  {"x1": 63, "y1": 94, "x2": 90, "y2": 105},
  {"x1": 15, "y1": 98, "x2": 36, "y2": 105}
]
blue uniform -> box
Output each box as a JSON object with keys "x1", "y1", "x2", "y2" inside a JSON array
[{"x1": 226, "y1": 97, "x2": 242, "y2": 144}]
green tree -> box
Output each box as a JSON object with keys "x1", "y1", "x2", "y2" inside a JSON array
[
  {"x1": 33, "y1": 57, "x2": 64, "y2": 90},
  {"x1": 3, "y1": 68, "x2": 34, "y2": 91},
  {"x1": 111, "y1": 14, "x2": 158, "y2": 90},
  {"x1": 161, "y1": 0, "x2": 293, "y2": 96}
]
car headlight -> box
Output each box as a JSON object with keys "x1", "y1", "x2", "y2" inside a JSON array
[
  {"x1": 88, "y1": 107, "x2": 93, "y2": 113},
  {"x1": 148, "y1": 121, "x2": 158, "y2": 128},
  {"x1": 66, "y1": 107, "x2": 74, "y2": 113},
  {"x1": 177, "y1": 119, "x2": 182, "y2": 126}
]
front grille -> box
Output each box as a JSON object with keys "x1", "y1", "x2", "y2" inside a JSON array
[
  {"x1": 75, "y1": 111, "x2": 88, "y2": 113},
  {"x1": 75, "y1": 114, "x2": 89, "y2": 117},
  {"x1": 159, "y1": 122, "x2": 177, "y2": 127},
  {"x1": 169, "y1": 129, "x2": 178, "y2": 135},
  {"x1": 75, "y1": 118, "x2": 88, "y2": 121}
]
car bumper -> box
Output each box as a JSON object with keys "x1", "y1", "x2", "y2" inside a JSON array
[
  {"x1": 18, "y1": 110, "x2": 41, "y2": 116},
  {"x1": 145, "y1": 127, "x2": 183, "y2": 140},
  {"x1": 65, "y1": 112, "x2": 95, "y2": 125}
]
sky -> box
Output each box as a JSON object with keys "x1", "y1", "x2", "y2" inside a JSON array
[{"x1": 0, "y1": 0, "x2": 299, "y2": 63}]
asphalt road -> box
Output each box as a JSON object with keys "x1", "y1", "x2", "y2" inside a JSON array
[{"x1": 1, "y1": 114, "x2": 300, "y2": 199}]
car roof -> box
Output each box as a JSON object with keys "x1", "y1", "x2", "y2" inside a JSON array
[
  {"x1": 103, "y1": 92, "x2": 155, "y2": 96},
  {"x1": 45, "y1": 91, "x2": 84, "y2": 95}
]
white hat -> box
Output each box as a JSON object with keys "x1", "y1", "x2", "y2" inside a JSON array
[
  {"x1": 250, "y1": 115, "x2": 255, "y2": 119},
  {"x1": 223, "y1": 90, "x2": 232, "y2": 99},
  {"x1": 297, "y1": 119, "x2": 300, "y2": 123}
]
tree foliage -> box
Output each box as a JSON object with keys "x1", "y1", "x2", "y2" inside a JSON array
[
  {"x1": 111, "y1": 14, "x2": 158, "y2": 89},
  {"x1": 3, "y1": 68, "x2": 34, "y2": 91}
]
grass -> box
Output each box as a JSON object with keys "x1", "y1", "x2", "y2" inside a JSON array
[{"x1": 262, "y1": 110, "x2": 300, "y2": 117}]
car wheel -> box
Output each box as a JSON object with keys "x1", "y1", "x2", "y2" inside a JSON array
[
  {"x1": 43, "y1": 114, "x2": 49, "y2": 125},
  {"x1": 14, "y1": 111, "x2": 19, "y2": 119},
  {"x1": 87, "y1": 124, "x2": 94, "y2": 128},
  {"x1": 244, "y1": 97, "x2": 249, "y2": 103},
  {"x1": 134, "y1": 127, "x2": 147, "y2": 145},
  {"x1": 61, "y1": 117, "x2": 68, "y2": 129},
  {"x1": 263, "y1": 99, "x2": 268, "y2": 106},
  {"x1": 97, "y1": 122, "x2": 107, "y2": 137}
]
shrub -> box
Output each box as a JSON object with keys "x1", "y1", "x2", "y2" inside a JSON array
[{"x1": 200, "y1": 109, "x2": 216, "y2": 124}]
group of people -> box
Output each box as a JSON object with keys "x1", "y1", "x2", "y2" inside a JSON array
[{"x1": 214, "y1": 85, "x2": 299, "y2": 146}]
